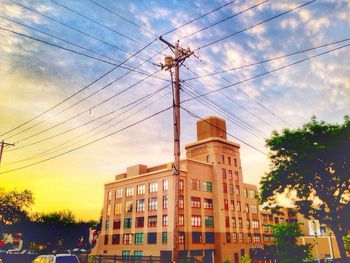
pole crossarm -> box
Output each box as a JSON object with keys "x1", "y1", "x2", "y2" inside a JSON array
[
  {"x1": 0, "y1": 140, "x2": 15, "y2": 164},
  {"x1": 158, "y1": 37, "x2": 194, "y2": 263}
]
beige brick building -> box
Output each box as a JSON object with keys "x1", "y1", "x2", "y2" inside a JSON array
[{"x1": 95, "y1": 116, "x2": 297, "y2": 262}]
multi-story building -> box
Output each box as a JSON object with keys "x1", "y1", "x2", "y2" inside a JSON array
[{"x1": 95, "y1": 116, "x2": 296, "y2": 262}]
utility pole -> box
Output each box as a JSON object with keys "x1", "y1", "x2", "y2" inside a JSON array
[
  {"x1": 0, "y1": 140, "x2": 15, "y2": 164},
  {"x1": 159, "y1": 36, "x2": 193, "y2": 263}
]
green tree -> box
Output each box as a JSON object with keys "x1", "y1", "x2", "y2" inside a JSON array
[
  {"x1": 259, "y1": 116, "x2": 350, "y2": 260},
  {"x1": 269, "y1": 222, "x2": 312, "y2": 263},
  {"x1": 0, "y1": 188, "x2": 34, "y2": 226}
]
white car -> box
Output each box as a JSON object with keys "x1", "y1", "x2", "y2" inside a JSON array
[{"x1": 32, "y1": 254, "x2": 80, "y2": 263}]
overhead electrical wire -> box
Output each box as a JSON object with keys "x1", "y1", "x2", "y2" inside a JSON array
[
  {"x1": 195, "y1": 0, "x2": 317, "y2": 51},
  {"x1": 180, "y1": 0, "x2": 269, "y2": 41},
  {"x1": 5, "y1": 88, "x2": 171, "y2": 165},
  {"x1": 0, "y1": 106, "x2": 172, "y2": 175},
  {"x1": 182, "y1": 42, "x2": 350, "y2": 104},
  {"x1": 181, "y1": 106, "x2": 268, "y2": 156}
]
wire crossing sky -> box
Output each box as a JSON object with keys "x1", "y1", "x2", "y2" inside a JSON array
[{"x1": 0, "y1": 0, "x2": 349, "y2": 220}]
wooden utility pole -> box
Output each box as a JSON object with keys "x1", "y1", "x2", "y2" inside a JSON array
[
  {"x1": 159, "y1": 37, "x2": 193, "y2": 262},
  {"x1": 0, "y1": 140, "x2": 15, "y2": 164}
]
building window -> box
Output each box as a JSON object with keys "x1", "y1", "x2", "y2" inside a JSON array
[
  {"x1": 134, "y1": 251, "x2": 143, "y2": 258},
  {"x1": 204, "y1": 216, "x2": 214, "y2": 227},
  {"x1": 125, "y1": 201, "x2": 133, "y2": 213},
  {"x1": 225, "y1": 216, "x2": 230, "y2": 228},
  {"x1": 221, "y1": 155, "x2": 225, "y2": 164},
  {"x1": 245, "y1": 204, "x2": 249, "y2": 213},
  {"x1": 232, "y1": 233, "x2": 237, "y2": 243},
  {"x1": 224, "y1": 199, "x2": 228, "y2": 210},
  {"x1": 234, "y1": 171, "x2": 239, "y2": 180},
  {"x1": 263, "y1": 214, "x2": 268, "y2": 221},
  {"x1": 191, "y1": 197, "x2": 201, "y2": 208},
  {"x1": 252, "y1": 220, "x2": 259, "y2": 229},
  {"x1": 104, "y1": 235, "x2": 108, "y2": 245},
  {"x1": 135, "y1": 233, "x2": 144, "y2": 244},
  {"x1": 115, "y1": 202, "x2": 122, "y2": 215},
  {"x1": 239, "y1": 232, "x2": 244, "y2": 243},
  {"x1": 249, "y1": 190, "x2": 256, "y2": 198},
  {"x1": 228, "y1": 156, "x2": 231, "y2": 165},
  {"x1": 238, "y1": 218, "x2": 242, "y2": 228},
  {"x1": 248, "y1": 233, "x2": 252, "y2": 243},
  {"x1": 135, "y1": 217, "x2": 144, "y2": 228},
  {"x1": 243, "y1": 189, "x2": 248, "y2": 198},
  {"x1": 136, "y1": 199, "x2": 145, "y2": 212},
  {"x1": 106, "y1": 204, "x2": 111, "y2": 216},
  {"x1": 137, "y1": 184, "x2": 145, "y2": 195},
  {"x1": 223, "y1": 183, "x2": 227, "y2": 193},
  {"x1": 222, "y1": 168, "x2": 226, "y2": 179},
  {"x1": 179, "y1": 179, "x2": 184, "y2": 191},
  {"x1": 122, "y1": 251, "x2": 130, "y2": 258},
  {"x1": 123, "y1": 234, "x2": 133, "y2": 245},
  {"x1": 230, "y1": 200, "x2": 235, "y2": 211},
  {"x1": 163, "y1": 196, "x2": 168, "y2": 209},
  {"x1": 105, "y1": 220, "x2": 109, "y2": 230},
  {"x1": 263, "y1": 225, "x2": 269, "y2": 232},
  {"x1": 163, "y1": 179, "x2": 168, "y2": 191},
  {"x1": 263, "y1": 234, "x2": 270, "y2": 242},
  {"x1": 126, "y1": 187, "x2": 133, "y2": 197},
  {"x1": 148, "y1": 216, "x2": 157, "y2": 227},
  {"x1": 205, "y1": 232, "x2": 214, "y2": 243},
  {"x1": 192, "y1": 232, "x2": 202, "y2": 243},
  {"x1": 206, "y1": 155, "x2": 211, "y2": 163},
  {"x1": 228, "y1": 170, "x2": 233, "y2": 180},
  {"x1": 235, "y1": 185, "x2": 240, "y2": 195},
  {"x1": 149, "y1": 182, "x2": 158, "y2": 193},
  {"x1": 203, "y1": 198, "x2": 213, "y2": 209},
  {"x1": 202, "y1": 181, "x2": 212, "y2": 192},
  {"x1": 124, "y1": 218, "x2": 132, "y2": 229},
  {"x1": 163, "y1": 214, "x2": 168, "y2": 226},
  {"x1": 250, "y1": 205, "x2": 258, "y2": 214},
  {"x1": 234, "y1": 158, "x2": 237, "y2": 167},
  {"x1": 253, "y1": 233, "x2": 261, "y2": 242},
  {"x1": 191, "y1": 179, "x2": 200, "y2": 190},
  {"x1": 229, "y1": 184, "x2": 234, "y2": 194},
  {"x1": 148, "y1": 197, "x2": 157, "y2": 211},
  {"x1": 179, "y1": 232, "x2": 185, "y2": 244},
  {"x1": 113, "y1": 219, "x2": 121, "y2": 229},
  {"x1": 226, "y1": 232, "x2": 231, "y2": 243},
  {"x1": 162, "y1": 232, "x2": 167, "y2": 244},
  {"x1": 237, "y1": 201, "x2": 241, "y2": 211},
  {"x1": 116, "y1": 189, "x2": 122, "y2": 198},
  {"x1": 112, "y1": 234, "x2": 120, "y2": 244},
  {"x1": 191, "y1": 215, "x2": 201, "y2": 227},
  {"x1": 107, "y1": 191, "x2": 112, "y2": 200},
  {"x1": 147, "y1": 232, "x2": 157, "y2": 244},
  {"x1": 247, "y1": 219, "x2": 250, "y2": 229},
  {"x1": 179, "y1": 215, "x2": 184, "y2": 226},
  {"x1": 232, "y1": 217, "x2": 236, "y2": 228},
  {"x1": 179, "y1": 195, "x2": 184, "y2": 209}
]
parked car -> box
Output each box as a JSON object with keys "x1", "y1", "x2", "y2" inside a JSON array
[{"x1": 32, "y1": 254, "x2": 80, "y2": 263}]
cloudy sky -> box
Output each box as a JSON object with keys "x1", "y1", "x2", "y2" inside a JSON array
[{"x1": 0, "y1": 0, "x2": 349, "y2": 220}]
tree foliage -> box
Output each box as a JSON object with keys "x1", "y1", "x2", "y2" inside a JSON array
[
  {"x1": 0, "y1": 188, "x2": 34, "y2": 225},
  {"x1": 269, "y1": 222, "x2": 312, "y2": 263},
  {"x1": 259, "y1": 116, "x2": 350, "y2": 259}
]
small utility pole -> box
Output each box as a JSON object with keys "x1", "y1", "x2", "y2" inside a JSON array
[
  {"x1": 0, "y1": 140, "x2": 15, "y2": 164},
  {"x1": 159, "y1": 36, "x2": 193, "y2": 263}
]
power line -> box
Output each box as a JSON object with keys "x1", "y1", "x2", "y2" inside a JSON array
[
  {"x1": 185, "y1": 38, "x2": 350, "y2": 81},
  {"x1": 0, "y1": 106, "x2": 172, "y2": 175},
  {"x1": 196, "y1": 0, "x2": 317, "y2": 51},
  {"x1": 182, "y1": 82, "x2": 267, "y2": 139},
  {"x1": 9, "y1": 0, "x2": 153, "y2": 63},
  {"x1": 183, "y1": 65, "x2": 276, "y2": 129},
  {"x1": 0, "y1": 22, "x2": 169, "y2": 82},
  {"x1": 6, "y1": 85, "x2": 170, "y2": 153},
  {"x1": 5, "y1": 66, "x2": 163, "y2": 142},
  {"x1": 180, "y1": 0, "x2": 269, "y2": 41},
  {"x1": 5, "y1": 88, "x2": 171, "y2": 164},
  {"x1": 181, "y1": 106, "x2": 268, "y2": 156},
  {"x1": 182, "y1": 42, "x2": 350, "y2": 109},
  {"x1": 0, "y1": 31, "x2": 162, "y2": 137},
  {"x1": 162, "y1": 0, "x2": 237, "y2": 36}
]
